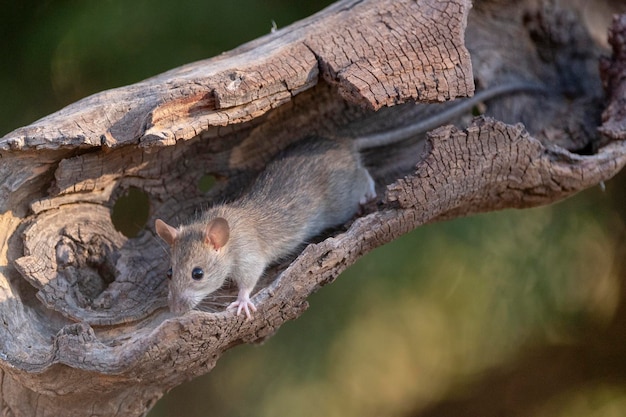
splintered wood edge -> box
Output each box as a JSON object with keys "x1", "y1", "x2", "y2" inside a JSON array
[{"x1": 0, "y1": 0, "x2": 473, "y2": 151}]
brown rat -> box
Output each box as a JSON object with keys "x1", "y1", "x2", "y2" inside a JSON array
[
  {"x1": 156, "y1": 137, "x2": 375, "y2": 317},
  {"x1": 155, "y1": 81, "x2": 546, "y2": 318}
]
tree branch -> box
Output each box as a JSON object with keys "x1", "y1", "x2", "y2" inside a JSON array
[{"x1": 0, "y1": 0, "x2": 624, "y2": 416}]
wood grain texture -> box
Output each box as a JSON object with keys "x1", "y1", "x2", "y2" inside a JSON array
[{"x1": 0, "y1": 0, "x2": 624, "y2": 416}]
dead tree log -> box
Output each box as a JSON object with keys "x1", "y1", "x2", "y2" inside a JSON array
[{"x1": 0, "y1": 0, "x2": 625, "y2": 416}]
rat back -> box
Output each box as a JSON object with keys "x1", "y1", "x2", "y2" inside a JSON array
[{"x1": 229, "y1": 136, "x2": 374, "y2": 261}]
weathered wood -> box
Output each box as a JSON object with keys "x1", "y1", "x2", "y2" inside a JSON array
[{"x1": 0, "y1": 0, "x2": 624, "y2": 416}]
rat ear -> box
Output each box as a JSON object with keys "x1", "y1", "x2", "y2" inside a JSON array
[
  {"x1": 204, "y1": 217, "x2": 230, "y2": 250},
  {"x1": 155, "y1": 219, "x2": 178, "y2": 246}
]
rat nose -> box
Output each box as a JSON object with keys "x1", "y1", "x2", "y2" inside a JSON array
[{"x1": 167, "y1": 291, "x2": 193, "y2": 315}]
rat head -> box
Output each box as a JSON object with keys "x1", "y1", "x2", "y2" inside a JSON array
[{"x1": 155, "y1": 217, "x2": 231, "y2": 314}]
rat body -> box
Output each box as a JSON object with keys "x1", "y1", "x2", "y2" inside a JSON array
[
  {"x1": 156, "y1": 137, "x2": 375, "y2": 317},
  {"x1": 156, "y1": 81, "x2": 545, "y2": 318}
]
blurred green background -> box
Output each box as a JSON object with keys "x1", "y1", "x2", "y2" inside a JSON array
[{"x1": 3, "y1": 2, "x2": 626, "y2": 417}]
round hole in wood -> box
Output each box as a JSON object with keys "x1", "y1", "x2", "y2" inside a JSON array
[{"x1": 110, "y1": 186, "x2": 150, "y2": 238}]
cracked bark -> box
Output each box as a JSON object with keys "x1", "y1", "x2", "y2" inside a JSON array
[{"x1": 1, "y1": 0, "x2": 625, "y2": 416}]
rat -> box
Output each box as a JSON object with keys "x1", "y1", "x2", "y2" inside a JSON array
[{"x1": 155, "y1": 81, "x2": 546, "y2": 318}]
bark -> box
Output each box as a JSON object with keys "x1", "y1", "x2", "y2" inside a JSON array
[{"x1": 0, "y1": 0, "x2": 625, "y2": 416}]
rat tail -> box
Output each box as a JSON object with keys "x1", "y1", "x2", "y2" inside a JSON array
[{"x1": 354, "y1": 81, "x2": 547, "y2": 150}]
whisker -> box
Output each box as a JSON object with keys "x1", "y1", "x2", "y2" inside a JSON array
[
  {"x1": 202, "y1": 301, "x2": 226, "y2": 306},
  {"x1": 196, "y1": 305, "x2": 221, "y2": 313},
  {"x1": 202, "y1": 294, "x2": 237, "y2": 299},
  {"x1": 197, "y1": 300, "x2": 230, "y2": 311}
]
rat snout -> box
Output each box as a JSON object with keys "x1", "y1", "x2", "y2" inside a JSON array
[{"x1": 167, "y1": 291, "x2": 194, "y2": 315}]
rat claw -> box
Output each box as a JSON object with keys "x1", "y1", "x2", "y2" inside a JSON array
[
  {"x1": 239, "y1": 301, "x2": 257, "y2": 319},
  {"x1": 227, "y1": 294, "x2": 257, "y2": 320}
]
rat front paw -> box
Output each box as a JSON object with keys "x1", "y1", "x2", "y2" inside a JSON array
[
  {"x1": 359, "y1": 171, "x2": 377, "y2": 204},
  {"x1": 227, "y1": 293, "x2": 257, "y2": 319}
]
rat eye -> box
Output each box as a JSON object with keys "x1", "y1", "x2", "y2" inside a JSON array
[
  {"x1": 191, "y1": 267, "x2": 204, "y2": 281},
  {"x1": 166, "y1": 267, "x2": 172, "y2": 280}
]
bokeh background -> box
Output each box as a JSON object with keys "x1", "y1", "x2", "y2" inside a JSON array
[{"x1": 3, "y1": 2, "x2": 626, "y2": 417}]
